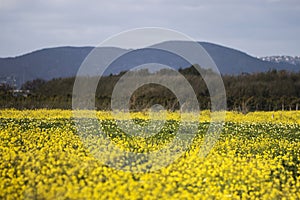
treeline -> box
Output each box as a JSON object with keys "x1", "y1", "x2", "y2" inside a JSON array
[{"x1": 0, "y1": 66, "x2": 299, "y2": 112}]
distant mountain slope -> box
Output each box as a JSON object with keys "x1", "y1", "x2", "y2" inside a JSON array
[
  {"x1": 0, "y1": 42, "x2": 299, "y2": 87},
  {"x1": 199, "y1": 42, "x2": 299, "y2": 74},
  {"x1": 0, "y1": 46, "x2": 93, "y2": 87}
]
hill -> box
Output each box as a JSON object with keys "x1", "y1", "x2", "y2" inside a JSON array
[{"x1": 0, "y1": 42, "x2": 299, "y2": 87}]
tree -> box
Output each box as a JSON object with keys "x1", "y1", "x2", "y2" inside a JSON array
[{"x1": 21, "y1": 79, "x2": 46, "y2": 92}]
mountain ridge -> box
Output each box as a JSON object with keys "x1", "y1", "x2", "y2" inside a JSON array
[{"x1": 0, "y1": 41, "x2": 299, "y2": 87}]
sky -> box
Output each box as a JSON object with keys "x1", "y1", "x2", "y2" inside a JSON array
[{"x1": 0, "y1": 0, "x2": 300, "y2": 58}]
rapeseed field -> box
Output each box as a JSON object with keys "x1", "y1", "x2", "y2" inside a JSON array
[{"x1": 0, "y1": 110, "x2": 299, "y2": 199}]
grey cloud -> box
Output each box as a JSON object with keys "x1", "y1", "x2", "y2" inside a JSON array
[{"x1": 0, "y1": 0, "x2": 299, "y2": 57}]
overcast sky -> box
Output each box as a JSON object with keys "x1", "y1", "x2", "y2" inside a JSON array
[{"x1": 1, "y1": 0, "x2": 299, "y2": 57}]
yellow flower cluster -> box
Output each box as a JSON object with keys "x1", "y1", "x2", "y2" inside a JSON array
[
  {"x1": 1, "y1": 109, "x2": 299, "y2": 123},
  {"x1": 0, "y1": 109, "x2": 299, "y2": 199}
]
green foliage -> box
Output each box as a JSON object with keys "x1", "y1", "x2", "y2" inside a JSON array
[{"x1": 1, "y1": 66, "x2": 300, "y2": 111}]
